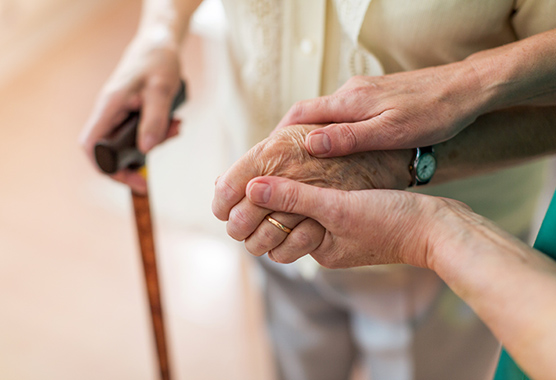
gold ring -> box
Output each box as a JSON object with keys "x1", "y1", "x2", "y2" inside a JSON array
[{"x1": 264, "y1": 215, "x2": 292, "y2": 234}]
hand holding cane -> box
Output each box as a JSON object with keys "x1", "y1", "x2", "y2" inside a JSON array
[{"x1": 93, "y1": 81, "x2": 186, "y2": 380}]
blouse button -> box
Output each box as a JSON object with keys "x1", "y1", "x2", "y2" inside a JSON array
[{"x1": 300, "y1": 38, "x2": 315, "y2": 55}]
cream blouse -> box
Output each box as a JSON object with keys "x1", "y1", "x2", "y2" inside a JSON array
[{"x1": 218, "y1": 0, "x2": 556, "y2": 259}]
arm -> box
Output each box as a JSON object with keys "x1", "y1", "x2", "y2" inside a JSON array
[
  {"x1": 139, "y1": 0, "x2": 203, "y2": 43},
  {"x1": 212, "y1": 108, "x2": 556, "y2": 261},
  {"x1": 80, "y1": 0, "x2": 203, "y2": 193},
  {"x1": 468, "y1": 28, "x2": 556, "y2": 110},
  {"x1": 244, "y1": 176, "x2": 556, "y2": 380},
  {"x1": 273, "y1": 29, "x2": 556, "y2": 159},
  {"x1": 432, "y1": 105, "x2": 556, "y2": 184},
  {"x1": 433, "y1": 205, "x2": 556, "y2": 380},
  {"x1": 213, "y1": 32, "x2": 556, "y2": 257}
]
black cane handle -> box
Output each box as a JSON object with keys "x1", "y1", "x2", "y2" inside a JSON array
[{"x1": 94, "y1": 80, "x2": 187, "y2": 174}]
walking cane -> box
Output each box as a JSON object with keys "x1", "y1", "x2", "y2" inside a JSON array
[{"x1": 93, "y1": 81, "x2": 186, "y2": 380}]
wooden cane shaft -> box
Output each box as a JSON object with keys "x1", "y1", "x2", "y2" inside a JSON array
[{"x1": 132, "y1": 191, "x2": 171, "y2": 380}]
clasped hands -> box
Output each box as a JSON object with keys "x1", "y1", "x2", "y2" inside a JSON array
[
  {"x1": 212, "y1": 60, "x2": 493, "y2": 267},
  {"x1": 212, "y1": 124, "x2": 426, "y2": 267}
]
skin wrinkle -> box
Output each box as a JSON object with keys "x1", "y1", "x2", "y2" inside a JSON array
[
  {"x1": 380, "y1": 193, "x2": 425, "y2": 265},
  {"x1": 422, "y1": 202, "x2": 556, "y2": 379},
  {"x1": 227, "y1": 207, "x2": 255, "y2": 239},
  {"x1": 217, "y1": 176, "x2": 242, "y2": 206},
  {"x1": 218, "y1": 124, "x2": 412, "y2": 261},
  {"x1": 251, "y1": 124, "x2": 412, "y2": 192},
  {"x1": 225, "y1": 125, "x2": 415, "y2": 263},
  {"x1": 429, "y1": 200, "x2": 534, "y2": 296},
  {"x1": 267, "y1": 217, "x2": 325, "y2": 263},
  {"x1": 312, "y1": 190, "x2": 428, "y2": 269},
  {"x1": 280, "y1": 185, "x2": 303, "y2": 216}
]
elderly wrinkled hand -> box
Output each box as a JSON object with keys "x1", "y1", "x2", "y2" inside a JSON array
[
  {"x1": 80, "y1": 36, "x2": 183, "y2": 194},
  {"x1": 244, "y1": 175, "x2": 468, "y2": 269},
  {"x1": 212, "y1": 124, "x2": 413, "y2": 263}
]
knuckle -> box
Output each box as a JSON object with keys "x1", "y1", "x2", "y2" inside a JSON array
[
  {"x1": 327, "y1": 203, "x2": 347, "y2": 228},
  {"x1": 269, "y1": 249, "x2": 293, "y2": 264},
  {"x1": 268, "y1": 248, "x2": 284, "y2": 263},
  {"x1": 246, "y1": 228, "x2": 283, "y2": 256},
  {"x1": 343, "y1": 78, "x2": 371, "y2": 98},
  {"x1": 288, "y1": 101, "x2": 306, "y2": 122},
  {"x1": 147, "y1": 78, "x2": 174, "y2": 97},
  {"x1": 226, "y1": 223, "x2": 243, "y2": 241},
  {"x1": 262, "y1": 224, "x2": 284, "y2": 245},
  {"x1": 259, "y1": 136, "x2": 282, "y2": 154},
  {"x1": 244, "y1": 240, "x2": 267, "y2": 256},
  {"x1": 289, "y1": 229, "x2": 314, "y2": 252},
  {"x1": 144, "y1": 116, "x2": 168, "y2": 134},
  {"x1": 215, "y1": 178, "x2": 241, "y2": 205},
  {"x1": 227, "y1": 208, "x2": 252, "y2": 240},
  {"x1": 336, "y1": 123, "x2": 359, "y2": 151},
  {"x1": 346, "y1": 76, "x2": 365, "y2": 89},
  {"x1": 247, "y1": 139, "x2": 276, "y2": 166},
  {"x1": 345, "y1": 76, "x2": 359, "y2": 87},
  {"x1": 280, "y1": 185, "x2": 300, "y2": 214},
  {"x1": 311, "y1": 96, "x2": 329, "y2": 112}
]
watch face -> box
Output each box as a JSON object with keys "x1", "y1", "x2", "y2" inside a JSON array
[{"x1": 416, "y1": 153, "x2": 436, "y2": 182}]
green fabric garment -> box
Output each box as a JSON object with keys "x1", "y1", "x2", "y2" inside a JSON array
[
  {"x1": 534, "y1": 190, "x2": 556, "y2": 261},
  {"x1": 493, "y1": 190, "x2": 556, "y2": 380}
]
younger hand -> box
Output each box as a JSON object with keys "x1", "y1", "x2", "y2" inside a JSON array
[{"x1": 276, "y1": 63, "x2": 486, "y2": 157}]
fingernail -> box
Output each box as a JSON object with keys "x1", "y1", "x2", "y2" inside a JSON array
[
  {"x1": 141, "y1": 134, "x2": 157, "y2": 153},
  {"x1": 307, "y1": 132, "x2": 331, "y2": 155},
  {"x1": 249, "y1": 182, "x2": 271, "y2": 204}
]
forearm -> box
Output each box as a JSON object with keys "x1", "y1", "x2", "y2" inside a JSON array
[
  {"x1": 467, "y1": 28, "x2": 556, "y2": 112},
  {"x1": 429, "y1": 31, "x2": 556, "y2": 183},
  {"x1": 430, "y1": 207, "x2": 556, "y2": 380},
  {"x1": 138, "y1": 0, "x2": 204, "y2": 46},
  {"x1": 432, "y1": 105, "x2": 556, "y2": 184}
]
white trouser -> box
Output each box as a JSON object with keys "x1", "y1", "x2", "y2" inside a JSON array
[{"x1": 259, "y1": 257, "x2": 500, "y2": 380}]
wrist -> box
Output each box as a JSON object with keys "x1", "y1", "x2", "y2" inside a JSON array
[
  {"x1": 424, "y1": 199, "x2": 516, "y2": 293},
  {"x1": 438, "y1": 59, "x2": 495, "y2": 122},
  {"x1": 135, "y1": 22, "x2": 183, "y2": 51},
  {"x1": 464, "y1": 35, "x2": 556, "y2": 112},
  {"x1": 421, "y1": 198, "x2": 476, "y2": 274},
  {"x1": 394, "y1": 194, "x2": 451, "y2": 269},
  {"x1": 464, "y1": 50, "x2": 518, "y2": 114},
  {"x1": 138, "y1": 1, "x2": 203, "y2": 46}
]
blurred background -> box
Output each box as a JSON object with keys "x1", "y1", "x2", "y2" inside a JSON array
[
  {"x1": 1, "y1": 1, "x2": 555, "y2": 380},
  {"x1": 0, "y1": 0, "x2": 275, "y2": 379}
]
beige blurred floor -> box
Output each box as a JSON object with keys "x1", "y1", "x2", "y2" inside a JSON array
[{"x1": 0, "y1": 1, "x2": 274, "y2": 379}]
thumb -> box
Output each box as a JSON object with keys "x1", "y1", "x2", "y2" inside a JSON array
[
  {"x1": 304, "y1": 115, "x2": 402, "y2": 157},
  {"x1": 246, "y1": 177, "x2": 343, "y2": 225}
]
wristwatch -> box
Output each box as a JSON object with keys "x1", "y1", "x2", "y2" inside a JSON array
[{"x1": 408, "y1": 146, "x2": 437, "y2": 187}]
